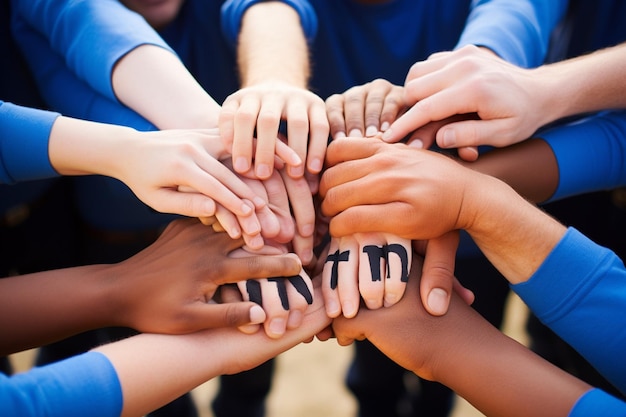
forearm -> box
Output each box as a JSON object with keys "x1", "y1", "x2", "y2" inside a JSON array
[
  {"x1": 237, "y1": 1, "x2": 309, "y2": 87},
  {"x1": 461, "y1": 138, "x2": 559, "y2": 204},
  {"x1": 48, "y1": 116, "x2": 138, "y2": 178},
  {"x1": 430, "y1": 296, "x2": 590, "y2": 417},
  {"x1": 534, "y1": 43, "x2": 626, "y2": 122},
  {"x1": 95, "y1": 292, "x2": 331, "y2": 417},
  {"x1": 461, "y1": 172, "x2": 566, "y2": 284},
  {"x1": 0, "y1": 266, "x2": 114, "y2": 355},
  {"x1": 15, "y1": 0, "x2": 172, "y2": 101},
  {"x1": 112, "y1": 45, "x2": 221, "y2": 129}
]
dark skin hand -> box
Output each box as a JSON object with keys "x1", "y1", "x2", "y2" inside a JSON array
[
  {"x1": 333, "y1": 255, "x2": 591, "y2": 417},
  {"x1": 0, "y1": 218, "x2": 302, "y2": 355}
]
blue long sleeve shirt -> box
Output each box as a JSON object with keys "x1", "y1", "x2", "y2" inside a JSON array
[
  {"x1": 0, "y1": 101, "x2": 59, "y2": 184},
  {"x1": 11, "y1": 0, "x2": 235, "y2": 230},
  {"x1": 0, "y1": 352, "x2": 123, "y2": 417},
  {"x1": 222, "y1": 0, "x2": 567, "y2": 97},
  {"x1": 511, "y1": 227, "x2": 626, "y2": 414}
]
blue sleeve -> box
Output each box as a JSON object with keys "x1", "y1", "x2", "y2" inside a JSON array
[
  {"x1": 220, "y1": 0, "x2": 318, "y2": 48},
  {"x1": 11, "y1": 15, "x2": 156, "y2": 131},
  {"x1": 12, "y1": 0, "x2": 174, "y2": 102},
  {"x1": 511, "y1": 228, "x2": 626, "y2": 395},
  {"x1": 540, "y1": 111, "x2": 626, "y2": 203},
  {"x1": 0, "y1": 101, "x2": 59, "y2": 184},
  {"x1": 456, "y1": 0, "x2": 568, "y2": 67},
  {"x1": 0, "y1": 351, "x2": 122, "y2": 417},
  {"x1": 568, "y1": 389, "x2": 626, "y2": 417}
]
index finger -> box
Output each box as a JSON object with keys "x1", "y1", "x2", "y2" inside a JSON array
[{"x1": 217, "y1": 253, "x2": 303, "y2": 285}]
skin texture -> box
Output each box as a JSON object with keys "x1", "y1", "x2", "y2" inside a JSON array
[
  {"x1": 48, "y1": 120, "x2": 266, "y2": 225},
  {"x1": 383, "y1": 43, "x2": 626, "y2": 154},
  {"x1": 332, "y1": 256, "x2": 591, "y2": 417},
  {"x1": 322, "y1": 233, "x2": 412, "y2": 318},
  {"x1": 0, "y1": 218, "x2": 303, "y2": 356},
  {"x1": 325, "y1": 78, "x2": 406, "y2": 140},
  {"x1": 95, "y1": 273, "x2": 331, "y2": 417},
  {"x1": 320, "y1": 137, "x2": 567, "y2": 313},
  {"x1": 220, "y1": 1, "x2": 328, "y2": 183}
]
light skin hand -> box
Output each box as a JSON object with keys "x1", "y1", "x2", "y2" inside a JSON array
[
  {"x1": 222, "y1": 243, "x2": 314, "y2": 339},
  {"x1": 320, "y1": 136, "x2": 567, "y2": 285},
  {"x1": 219, "y1": 82, "x2": 328, "y2": 179},
  {"x1": 202, "y1": 163, "x2": 316, "y2": 263},
  {"x1": 49, "y1": 119, "x2": 267, "y2": 220},
  {"x1": 325, "y1": 79, "x2": 406, "y2": 139},
  {"x1": 320, "y1": 138, "x2": 470, "y2": 240},
  {"x1": 383, "y1": 45, "x2": 548, "y2": 151},
  {"x1": 322, "y1": 233, "x2": 411, "y2": 318}
]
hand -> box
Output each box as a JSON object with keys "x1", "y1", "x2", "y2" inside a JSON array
[
  {"x1": 325, "y1": 79, "x2": 405, "y2": 139},
  {"x1": 320, "y1": 137, "x2": 475, "y2": 240},
  {"x1": 219, "y1": 81, "x2": 328, "y2": 179},
  {"x1": 331, "y1": 255, "x2": 439, "y2": 378},
  {"x1": 114, "y1": 127, "x2": 266, "y2": 219},
  {"x1": 403, "y1": 114, "x2": 481, "y2": 162},
  {"x1": 206, "y1": 166, "x2": 316, "y2": 263},
  {"x1": 223, "y1": 243, "x2": 315, "y2": 339},
  {"x1": 108, "y1": 218, "x2": 303, "y2": 334},
  {"x1": 383, "y1": 45, "x2": 547, "y2": 151},
  {"x1": 322, "y1": 233, "x2": 412, "y2": 318}
]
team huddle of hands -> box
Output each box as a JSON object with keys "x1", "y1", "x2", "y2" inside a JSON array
[{"x1": 84, "y1": 46, "x2": 542, "y2": 343}]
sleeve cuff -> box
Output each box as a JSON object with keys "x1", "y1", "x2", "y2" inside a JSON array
[
  {"x1": 540, "y1": 111, "x2": 626, "y2": 203},
  {"x1": 220, "y1": 0, "x2": 317, "y2": 48},
  {"x1": 0, "y1": 102, "x2": 60, "y2": 183}
]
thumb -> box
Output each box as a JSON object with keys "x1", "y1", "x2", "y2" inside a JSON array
[
  {"x1": 420, "y1": 232, "x2": 459, "y2": 316},
  {"x1": 332, "y1": 315, "x2": 367, "y2": 346},
  {"x1": 151, "y1": 189, "x2": 217, "y2": 218},
  {"x1": 436, "y1": 118, "x2": 515, "y2": 150},
  {"x1": 186, "y1": 301, "x2": 267, "y2": 330}
]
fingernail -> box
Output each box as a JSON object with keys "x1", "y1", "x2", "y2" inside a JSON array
[
  {"x1": 409, "y1": 139, "x2": 424, "y2": 149},
  {"x1": 427, "y1": 288, "x2": 449, "y2": 316},
  {"x1": 249, "y1": 305, "x2": 266, "y2": 324},
  {"x1": 309, "y1": 158, "x2": 323, "y2": 173},
  {"x1": 301, "y1": 223, "x2": 315, "y2": 237},
  {"x1": 343, "y1": 301, "x2": 357, "y2": 318},
  {"x1": 365, "y1": 125, "x2": 378, "y2": 137},
  {"x1": 256, "y1": 164, "x2": 271, "y2": 179},
  {"x1": 326, "y1": 300, "x2": 340, "y2": 317},
  {"x1": 248, "y1": 234, "x2": 264, "y2": 249},
  {"x1": 287, "y1": 310, "x2": 303, "y2": 329},
  {"x1": 253, "y1": 196, "x2": 267, "y2": 209},
  {"x1": 381, "y1": 128, "x2": 393, "y2": 141},
  {"x1": 348, "y1": 129, "x2": 363, "y2": 138},
  {"x1": 380, "y1": 121, "x2": 390, "y2": 132},
  {"x1": 383, "y1": 294, "x2": 399, "y2": 307},
  {"x1": 335, "y1": 131, "x2": 346, "y2": 139},
  {"x1": 442, "y1": 129, "x2": 456, "y2": 147},
  {"x1": 269, "y1": 318, "x2": 286, "y2": 336},
  {"x1": 289, "y1": 164, "x2": 304, "y2": 177},
  {"x1": 234, "y1": 157, "x2": 249, "y2": 173},
  {"x1": 241, "y1": 203, "x2": 252, "y2": 216}
]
